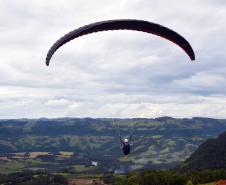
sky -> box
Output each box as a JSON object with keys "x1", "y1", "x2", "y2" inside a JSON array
[{"x1": 0, "y1": 0, "x2": 226, "y2": 119}]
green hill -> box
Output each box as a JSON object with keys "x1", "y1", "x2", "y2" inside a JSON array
[{"x1": 180, "y1": 131, "x2": 226, "y2": 172}]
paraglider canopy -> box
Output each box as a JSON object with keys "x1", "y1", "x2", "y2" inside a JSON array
[{"x1": 46, "y1": 19, "x2": 195, "y2": 66}]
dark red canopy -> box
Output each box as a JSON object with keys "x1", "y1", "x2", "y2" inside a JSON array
[{"x1": 46, "y1": 19, "x2": 195, "y2": 66}]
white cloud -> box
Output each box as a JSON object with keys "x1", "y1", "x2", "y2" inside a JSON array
[{"x1": 0, "y1": 0, "x2": 226, "y2": 118}]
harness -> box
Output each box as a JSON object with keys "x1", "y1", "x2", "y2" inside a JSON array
[{"x1": 117, "y1": 122, "x2": 135, "y2": 150}]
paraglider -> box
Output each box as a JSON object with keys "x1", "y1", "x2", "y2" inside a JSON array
[
  {"x1": 45, "y1": 19, "x2": 195, "y2": 156},
  {"x1": 120, "y1": 138, "x2": 133, "y2": 156},
  {"x1": 118, "y1": 123, "x2": 134, "y2": 156},
  {"x1": 46, "y1": 19, "x2": 195, "y2": 66}
]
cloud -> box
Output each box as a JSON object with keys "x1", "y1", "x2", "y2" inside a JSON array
[{"x1": 0, "y1": 0, "x2": 226, "y2": 118}]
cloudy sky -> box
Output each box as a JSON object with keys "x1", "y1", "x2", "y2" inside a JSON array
[{"x1": 0, "y1": 0, "x2": 226, "y2": 119}]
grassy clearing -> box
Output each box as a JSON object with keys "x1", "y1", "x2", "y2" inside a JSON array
[
  {"x1": 29, "y1": 152, "x2": 50, "y2": 158},
  {"x1": 72, "y1": 165, "x2": 96, "y2": 172},
  {"x1": 28, "y1": 159, "x2": 54, "y2": 166},
  {"x1": 59, "y1": 151, "x2": 73, "y2": 156},
  {"x1": 75, "y1": 173, "x2": 103, "y2": 178},
  {"x1": 0, "y1": 161, "x2": 25, "y2": 174}
]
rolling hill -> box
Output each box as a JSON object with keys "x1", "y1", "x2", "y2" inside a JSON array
[{"x1": 0, "y1": 117, "x2": 226, "y2": 173}]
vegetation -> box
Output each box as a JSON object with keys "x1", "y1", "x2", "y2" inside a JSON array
[
  {"x1": 1, "y1": 117, "x2": 226, "y2": 184},
  {"x1": 0, "y1": 169, "x2": 225, "y2": 185},
  {"x1": 1, "y1": 117, "x2": 226, "y2": 173},
  {"x1": 180, "y1": 132, "x2": 226, "y2": 171},
  {"x1": 0, "y1": 171, "x2": 68, "y2": 185},
  {"x1": 112, "y1": 169, "x2": 226, "y2": 185}
]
